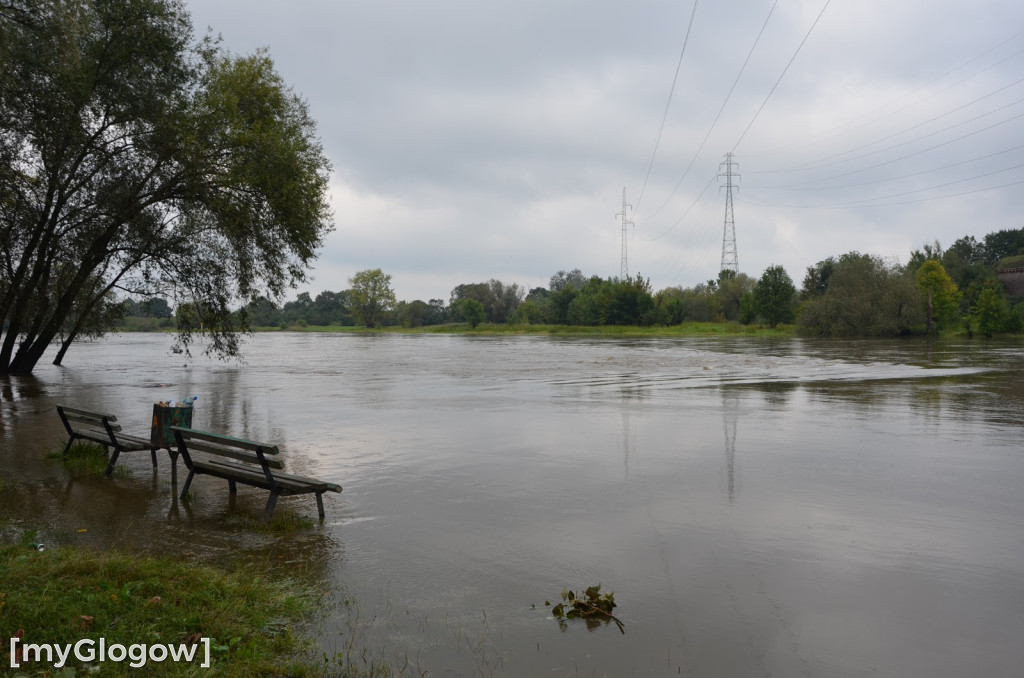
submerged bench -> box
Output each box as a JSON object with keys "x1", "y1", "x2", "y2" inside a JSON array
[
  {"x1": 57, "y1": 405, "x2": 156, "y2": 476},
  {"x1": 171, "y1": 426, "x2": 342, "y2": 520}
]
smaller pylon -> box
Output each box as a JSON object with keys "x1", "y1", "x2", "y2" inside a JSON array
[{"x1": 617, "y1": 187, "x2": 634, "y2": 279}]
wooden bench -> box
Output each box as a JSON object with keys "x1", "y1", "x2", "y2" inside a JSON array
[
  {"x1": 171, "y1": 426, "x2": 342, "y2": 520},
  {"x1": 56, "y1": 405, "x2": 156, "y2": 476}
]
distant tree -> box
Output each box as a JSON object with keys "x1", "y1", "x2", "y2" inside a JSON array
[
  {"x1": 450, "y1": 280, "x2": 523, "y2": 323},
  {"x1": 460, "y1": 298, "x2": 485, "y2": 329},
  {"x1": 426, "y1": 299, "x2": 449, "y2": 325},
  {"x1": 242, "y1": 297, "x2": 282, "y2": 327},
  {"x1": 753, "y1": 265, "x2": 796, "y2": 328},
  {"x1": 398, "y1": 300, "x2": 429, "y2": 328},
  {"x1": 982, "y1": 228, "x2": 1024, "y2": 266},
  {"x1": 713, "y1": 270, "x2": 756, "y2": 322},
  {"x1": 605, "y1": 274, "x2": 655, "y2": 325},
  {"x1": 798, "y1": 252, "x2": 923, "y2": 336},
  {"x1": 914, "y1": 260, "x2": 961, "y2": 333},
  {"x1": 348, "y1": 269, "x2": 396, "y2": 328},
  {"x1": 801, "y1": 258, "x2": 836, "y2": 300},
  {"x1": 907, "y1": 240, "x2": 944, "y2": 274},
  {"x1": 549, "y1": 269, "x2": 588, "y2": 292},
  {"x1": 971, "y1": 281, "x2": 1022, "y2": 337}
]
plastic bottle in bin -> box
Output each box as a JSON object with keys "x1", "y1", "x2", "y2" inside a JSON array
[{"x1": 183, "y1": 395, "x2": 198, "y2": 407}]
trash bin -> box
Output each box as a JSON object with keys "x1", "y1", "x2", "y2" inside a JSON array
[{"x1": 151, "y1": 404, "x2": 194, "y2": 450}]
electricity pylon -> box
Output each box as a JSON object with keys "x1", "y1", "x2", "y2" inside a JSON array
[{"x1": 719, "y1": 153, "x2": 739, "y2": 273}]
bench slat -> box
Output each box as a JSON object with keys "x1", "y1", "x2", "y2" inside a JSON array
[
  {"x1": 171, "y1": 426, "x2": 280, "y2": 455},
  {"x1": 195, "y1": 460, "x2": 326, "y2": 494},
  {"x1": 204, "y1": 459, "x2": 341, "y2": 492},
  {"x1": 183, "y1": 440, "x2": 285, "y2": 469},
  {"x1": 61, "y1": 411, "x2": 124, "y2": 432},
  {"x1": 59, "y1": 405, "x2": 119, "y2": 422}
]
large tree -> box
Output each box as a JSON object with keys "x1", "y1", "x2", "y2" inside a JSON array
[{"x1": 0, "y1": 0, "x2": 333, "y2": 374}]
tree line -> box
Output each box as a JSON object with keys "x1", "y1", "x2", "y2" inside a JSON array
[{"x1": 122, "y1": 227, "x2": 1022, "y2": 338}]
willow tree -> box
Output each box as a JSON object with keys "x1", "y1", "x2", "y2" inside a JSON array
[{"x1": 0, "y1": 0, "x2": 333, "y2": 374}]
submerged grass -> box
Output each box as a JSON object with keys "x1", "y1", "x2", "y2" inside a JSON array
[{"x1": 45, "y1": 441, "x2": 130, "y2": 478}]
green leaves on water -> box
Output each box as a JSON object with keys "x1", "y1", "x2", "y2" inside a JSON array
[{"x1": 547, "y1": 584, "x2": 624, "y2": 634}]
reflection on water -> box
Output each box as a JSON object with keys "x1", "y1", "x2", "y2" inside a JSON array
[{"x1": 2, "y1": 333, "x2": 1024, "y2": 677}]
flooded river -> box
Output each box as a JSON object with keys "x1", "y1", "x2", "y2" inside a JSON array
[{"x1": 2, "y1": 333, "x2": 1023, "y2": 677}]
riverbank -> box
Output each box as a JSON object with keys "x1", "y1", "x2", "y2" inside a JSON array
[
  {"x1": 0, "y1": 539, "x2": 318, "y2": 676},
  {"x1": 255, "y1": 321, "x2": 799, "y2": 337}
]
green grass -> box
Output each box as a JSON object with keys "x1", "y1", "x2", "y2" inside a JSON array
[
  {"x1": 0, "y1": 541, "x2": 319, "y2": 676},
  {"x1": 46, "y1": 442, "x2": 130, "y2": 478},
  {"x1": 0, "y1": 536, "x2": 418, "y2": 677}
]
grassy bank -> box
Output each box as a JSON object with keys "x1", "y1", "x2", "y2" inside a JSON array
[
  {"x1": 1, "y1": 540, "x2": 323, "y2": 676},
  {"x1": 259, "y1": 322, "x2": 799, "y2": 338},
  {"x1": 0, "y1": 536, "x2": 415, "y2": 677}
]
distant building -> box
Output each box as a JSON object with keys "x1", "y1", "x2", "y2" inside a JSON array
[{"x1": 997, "y1": 267, "x2": 1024, "y2": 297}]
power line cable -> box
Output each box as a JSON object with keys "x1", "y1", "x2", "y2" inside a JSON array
[
  {"x1": 640, "y1": 167, "x2": 720, "y2": 242},
  {"x1": 634, "y1": 0, "x2": 700, "y2": 216},
  {"x1": 730, "y1": 0, "x2": 833, "y2": 154},
  {"x1": 743, "y1": 172, "x2": 1024, "y2": 209},
  {"x1": 746, "y1": 142, "x2": 1024, "y2": 191},
  {"x1": 747, "y1": 103, "x2": 1024, "y2": 187},
  {"x1": 747, "y1": 27, "x2": 1024, "y2": 158},
  {"x1": 640, "y1": 0, "x2": 779, "y2": 221},
  {"x1": 749, "y1": 75, "x2": 1024, "y2": 175}
]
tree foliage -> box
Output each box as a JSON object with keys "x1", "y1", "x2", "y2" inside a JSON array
[
  {"x1": 914, "y1": 260, "x2": 961, "y2": 333},
  {"x1": 798, "y1": 253, "x2": 923, "y2": 337},
  {"x1": 0, "y1": 0, "x2": 332, "y2": 373},
  {"x1": 753, "y1": 265, "x2": 796, "y2": 328},
  {"x1": 459, "y1": 298, "x2": 485, "y2": 329},
  {"x1": 348, "y1": 268, "x2": 396, "y2": 328}
]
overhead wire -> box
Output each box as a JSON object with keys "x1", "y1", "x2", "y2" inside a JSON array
[
  {"x1": 746, "y1": 141, "x2": 1024, "y2": 191},
  {"x1": 639, "y1": 0, "x2": 779, "y2": 222},
  {"x1": 730, "y1": 0, "x2": 833, "y2": 154},
  {"x1": 746, "y1": 27, "x2": 1024, "y2": 159},
  {"x1": 633, "y1": 0, "x2": 700, "y2": 216},
  {"x1": 744, "y1": 175, "x2": 1024, "y2": 209},
  {"x1": 748, "y1": 75, "x2": 1024, "y2": 176}
]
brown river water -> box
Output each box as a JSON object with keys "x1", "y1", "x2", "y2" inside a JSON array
[{"x1": 2, "y1": 333, "x2": 1023, "y2": 677}]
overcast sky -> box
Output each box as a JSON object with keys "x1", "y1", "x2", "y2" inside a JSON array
[{"x1": 184, "y1": 0, "x2": 1024, "y2": 302}]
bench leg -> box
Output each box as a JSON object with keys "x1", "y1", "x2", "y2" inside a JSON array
[
  {"x1": 169, "y1": 450, "x2": 178, "y2": 485},
  {"x1": 105, "y1": 447, "x2": 121, "y2": 476},
  {"x1": 315, "y1": 492, "x2": 326, "y2": 520},
  {"x1": 61, "y1": 436, "x2": 75, "y2": 456},
  {"x1": 180, "y1": 470, "x2": 196, "y2": 500},
  {"x1": 150, "y1": 447, "x2": 158, "y2": 469},
  {"x1": 228, "y1": 479, "x2": 237, "y2": 494},
  {"x1": 264, "y1": 492, "x2": 279, "y2": 521}
]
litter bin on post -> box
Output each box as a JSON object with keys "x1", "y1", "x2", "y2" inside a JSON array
[{"x1": 152, "y1": 403, "x2": 193, "y2": 481}]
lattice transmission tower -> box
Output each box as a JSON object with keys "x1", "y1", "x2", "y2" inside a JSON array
[
  {"x1": 719, "y1": 152, "x2": 739, "y2": 273},
  {"x1": 617, "y1": 187, "x2": 633, "y2": 279}
]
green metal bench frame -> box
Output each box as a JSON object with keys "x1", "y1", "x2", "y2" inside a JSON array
[
  {"x1": 172, "y1": 426, "x2": 342, "y2": 520},
  {"x1": 56, "y1": 405, "x2": 156, "y2": 476}
]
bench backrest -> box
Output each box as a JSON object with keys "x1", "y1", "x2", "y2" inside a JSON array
[
  {"x1": 57, "y1": 405, "x2": 123, "y2": 434},
  {"x1": 170, "y1": 426, "x2": 285, "y2": 471}
]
